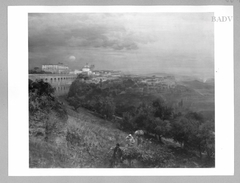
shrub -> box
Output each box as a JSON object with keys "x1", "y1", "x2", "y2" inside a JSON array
[{"x1": 29, "y1": 79, "x2": 68, "y2": 141}]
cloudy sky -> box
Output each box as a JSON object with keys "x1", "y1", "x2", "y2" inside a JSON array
[{"x1": 29, "y1": 13, "x2": 214, "y2": 78}]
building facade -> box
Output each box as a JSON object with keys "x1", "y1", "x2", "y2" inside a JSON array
[
  {"x1": 81, "y1": 63, "x2": 95, "y2": 75},
  {"x1": 42, "y1": 63, "x2": 69, "y2": 74}
]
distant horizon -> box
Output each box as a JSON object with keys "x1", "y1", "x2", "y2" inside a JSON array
[
  {"x1": 29, "y1": 65, "x2": 214, "y2": 80},
  {"x1": 29, "y1": 13, "x2": 214, "y2": 79}
]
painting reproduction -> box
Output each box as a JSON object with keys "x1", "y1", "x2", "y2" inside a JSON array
[{"x1": 28, "y1": 12, "x2": 215, "y2": 169}]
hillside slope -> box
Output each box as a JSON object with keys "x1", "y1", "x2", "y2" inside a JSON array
[
  {"x1": 29, "y1": 98, "x2": 214, "y2": 168},
  {"x1": 30, "y1": 99, "x2": 129, "y2": 168}
]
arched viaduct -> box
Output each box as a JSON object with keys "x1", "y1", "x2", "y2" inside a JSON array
[
  {"x1": 29, "y1": 74, "x2": 77, "y2": 84},
  {"x1": 29, "y1": 74, "x2": 77, "y2": 96}
]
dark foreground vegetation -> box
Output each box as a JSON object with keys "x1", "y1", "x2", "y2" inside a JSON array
[
  {"x1": 29, "y1": 78, "x2": 215, "y2": 168},
  {"x1": 29, "y1": 79, "x2": 68, "y2": 141}
]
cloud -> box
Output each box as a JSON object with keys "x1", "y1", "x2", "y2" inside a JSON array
[
  {"x1": 66, "y1": 29, "x2": 139, "y2": 51},
  {"x1": 29, "y1": 14, "x2": 141, "y2": 52},
  {"x1": 28, "y1": 13, "x2": 214, "y2": 77}
]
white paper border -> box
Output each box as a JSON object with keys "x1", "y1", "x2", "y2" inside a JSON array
[{"x1": 8, "y1": 6, "x2": 234, "y2": 176}]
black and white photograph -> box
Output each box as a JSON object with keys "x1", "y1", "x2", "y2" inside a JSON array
[
  {"x1": 28, "y1": 12, "x2": 215, "y2": 168},
  {"x1": 7, "y1": 5, "x2": 234, "y2": 176}
]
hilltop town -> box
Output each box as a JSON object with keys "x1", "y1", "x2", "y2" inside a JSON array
[
  {"x1": 29, "y1": 62, "x2": 214, "y2": 114},
  {"x1": 31, "y1": 63, "x2": 176, "y2": 89}
]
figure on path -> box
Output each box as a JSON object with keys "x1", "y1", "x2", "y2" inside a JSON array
[
  {"x1": 125, "y1": 134, "x2": 135, "y2": 147},
  {"x1": 110, "y1": 143, "x2": 123, "y2": 167}
]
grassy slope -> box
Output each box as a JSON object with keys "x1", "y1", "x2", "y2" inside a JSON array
[
  {"x1": 29, "y1": 98, "x2": 214, "y2": 168},
  {"x1": 29, "y1": 98, "x2": 129, "y2": 168}
]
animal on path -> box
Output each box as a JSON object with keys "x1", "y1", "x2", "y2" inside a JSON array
[{"x1": 134, "y1": 130, "x2": 145, "y2": 146}]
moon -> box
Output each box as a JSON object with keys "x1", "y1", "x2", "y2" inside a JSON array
[{"x1": 69, "y1": 55, "x2": 76, "y2": 61}]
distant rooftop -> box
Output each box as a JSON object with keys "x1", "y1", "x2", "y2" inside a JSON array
[{"x1": 43, "y1": 62, "x2": 65, "y2": 66}]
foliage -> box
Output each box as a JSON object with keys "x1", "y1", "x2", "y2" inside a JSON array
[
  {"x1": 154, "y1": 118, "x2": 172, "y2": 140},
  {"x1": 112, "y1": 144, "x2": 175, "y2": 168},
  {"x1": 29, "y1": 139, "x2": 70, "y2": 168},
  {"x1": 132, "y1": 103, "x2": 153, "y2": 130},
  {"x1": 152, "y1": 98, "x2": 174, "y2": 120},
  {"x1": 29, "y1": 79, "x2": 55, "y2": 113},
  {"x1": 29, "y1": 79, "x2": 67, "y2": 141},
  {"x1": 67, "y1": 80, "x2": 117, "y2": 119},
  {"x1": 171, "y1": 113, "x2": 215, "y2": 158},
  {"x1": 67, "y1": 77, "x2": 215, "y2": 159},
  {"x1": 66, "y1": 126, "x2": 83, "y2": 147},
  {"x1": 119, "y1": 112, "x2": 136, "y2": 131},
  {"x1": 77, "y1": 73, "x2": 92, "y2": 80},
  {"x1": 94, "y1": 97, "x2": 116, "y2": 119},
  {"x1": 67, "y1": 96, "x2": 82, "y2": 111},
  {"x1": 138, "y1": 146, "x2": 174, "y2": 167}
]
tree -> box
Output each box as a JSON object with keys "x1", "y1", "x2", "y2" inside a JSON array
[
  {"x1": 68, "y1": 96, "x2": 81, "y2": 111},
  {"x1": 196, "y1": 120, "x2": 215, "y2": 158},
  {"x1": 171, "y1": 116, "x2": 193, "y2": 148},
  {"x1": 29, "y1": 79, "x2": 67, "y2": 141},
  {"x1": 152, "y1": 98, "x2": 173, "y2": 120},
  {"x1": 185, "y1": 111, "x2": 204, "y2": 124},
  {"x1": 171, "y1": 112, "x2": 215, "y2": 158},
  {"x1": 133, "y1": 103, "x2": 155, "y2": 131},
  {"x1": 154, "y1": 118, "x2": 172, "y2": 143},
  {"x1": 186, "y1": 119, "x2": 204, "y2": 157},
  {"x1": 29, "y1": 79, "x2": 55, "y2": 113},
  {"x1": 119, "y1": 112, "x2": 136, "y2": 131},
  {"x1": 77, "y1": 73, "x2": 92, "y2": 80},
  {"x1": 29, "y1": 79, "x2": 55, "y2": 97},
  {"x1": 97, "y1": 96, "x2": 116, "y2": 119}
]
